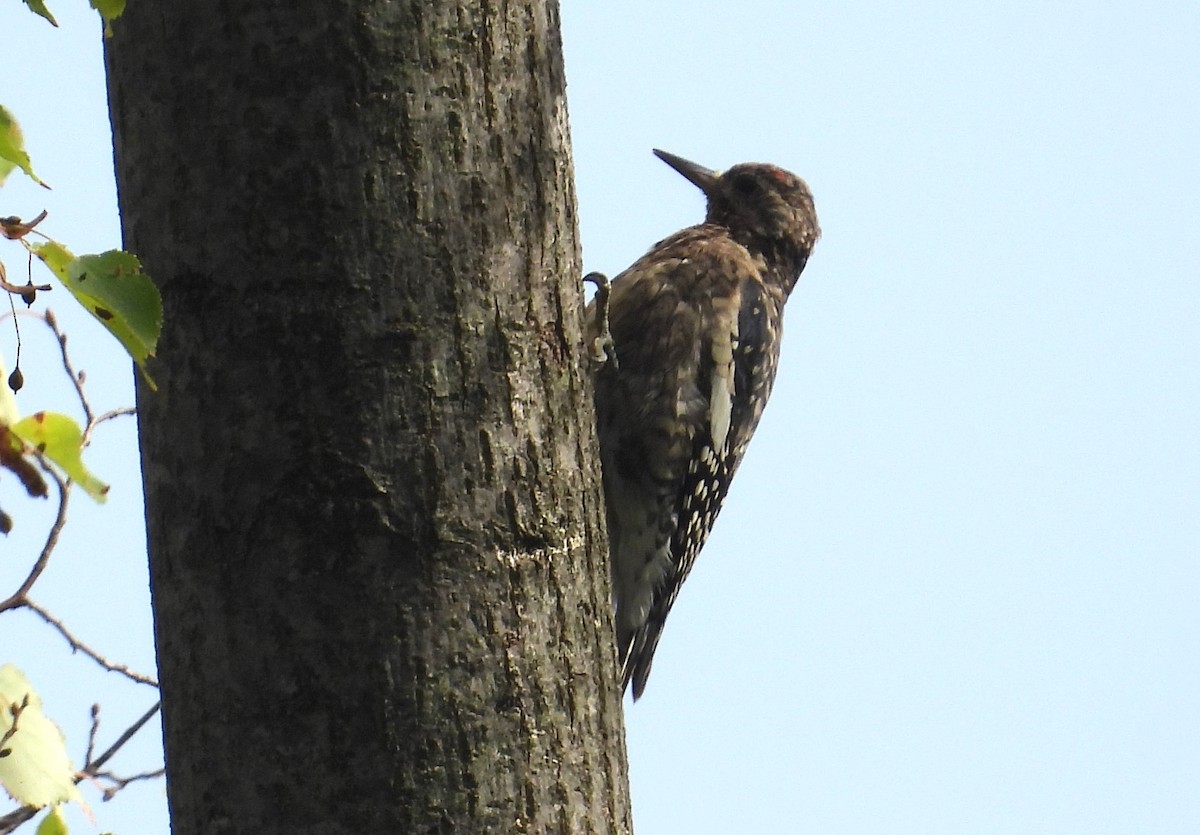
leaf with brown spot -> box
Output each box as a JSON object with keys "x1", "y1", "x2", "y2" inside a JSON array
[
  {"x1": 11, "y1": 412, "x2": 108, "y2": 502},
  {"x1": 30, "y1": 243, "x2": 161, "y2": 389}
]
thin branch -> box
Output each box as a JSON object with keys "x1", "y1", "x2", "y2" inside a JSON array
[
  {"x1": 84, "y1": 704, "x2": 167, "y2": 802},
  {"x1": 0, "y1": 695, "x2": 30, "y2": 754},
  {"x1": 92, "y1": 766, "x2": 167, "y2": 801},
  {"x1": 0, "y1": 798, "x2": 33, "y2": 833},
  {"x1": 82, "y1": 406, "x2": 137, "y2": 448},
  {"x1": 85, "y1": 704, "x2": 100, "y2": 767},
  {"x1": 0, "y1": 461, "x2": 69, "y2": 613},
  {"x1": 19, "y1": 599, "x2": 159, "y2": 687},
  {"x1": 41, "y1": 309, "x2": 95, "y2": 429},
  {"x1": 85, "y1": 701, "x2": 161, "y2": 772},
  {"x1": 92, "y1": 406, "x2": 137, "y2": 425}
]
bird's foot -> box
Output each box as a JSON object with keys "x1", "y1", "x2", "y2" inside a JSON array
[{"x1": 584, "y1": 271, "x2": 619, "y2": 369}]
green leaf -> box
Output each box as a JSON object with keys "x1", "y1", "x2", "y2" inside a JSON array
[
  {"x1": 31, "y1": 243, "x2": 162, "y2": 388},
  {"x1": 36, "y1": 806, "x2": 70, "y2": 835},
  {"x1": 20, "y1": 0, "x2": 58, "y2": 27},
  {"x1": 11, "y1": 412, "x2": 109, "y2": 502},
  {"x1": 89, "y1": 0, "x2": 125, "y2": 21},
  {"x1": 0, "y1": 105, "x2": 48, "y2": 188},
  {"x1": 0, "y1": 664, "x2": 82, "y2": 809},
  {"x1": 89, "y1": 0, "x2": 124, "y2": 35},
  {"x1": 28, "y1": 239, "x2": 72, "y2": 272}
]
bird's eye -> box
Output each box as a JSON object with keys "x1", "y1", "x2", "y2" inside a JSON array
[{"x1": 731, "y1": 173, "x2": 759, "y2": 196}]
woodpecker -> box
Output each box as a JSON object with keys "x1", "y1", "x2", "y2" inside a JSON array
[{"x1": 590, "y1": 149, "x2": 819, "y2": 699}]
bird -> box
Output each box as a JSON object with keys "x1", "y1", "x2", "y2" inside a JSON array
[{"x1": 589, "y1": 149, "x2": 820, "y2": 699}]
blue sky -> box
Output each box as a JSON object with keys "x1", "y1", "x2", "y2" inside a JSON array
[{"x1": 3, "y1": 2, "x2": 1199, "y2": 833}]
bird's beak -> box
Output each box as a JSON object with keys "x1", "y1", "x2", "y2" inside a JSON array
[{"x1": 653, "y1": 149, "x2": 719, "y2": 196}]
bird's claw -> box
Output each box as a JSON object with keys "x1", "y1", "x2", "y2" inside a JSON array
[{"x1": 584, "y1": 271, "x2": 619, "y2": 369}]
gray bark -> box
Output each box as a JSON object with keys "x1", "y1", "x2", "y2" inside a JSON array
[{"x1": 105, "y1": 2, "x2": 631, "y2": 832}]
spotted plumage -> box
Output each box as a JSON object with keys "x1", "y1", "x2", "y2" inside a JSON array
[{"x1": 591, "y1": 149, "x2": 820, "y2": 699}]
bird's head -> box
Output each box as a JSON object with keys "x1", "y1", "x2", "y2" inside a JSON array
[{"x1": 654, "y1": 149, "x2": 820, "y2": 260}]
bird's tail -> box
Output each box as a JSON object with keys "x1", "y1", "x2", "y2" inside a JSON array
[{"x1": 619, "y1": 619, "x2": 666, "y2": 700}]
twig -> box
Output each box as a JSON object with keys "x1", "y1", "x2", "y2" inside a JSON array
[
  {"x1": 85, "y1": 701, "x2": 161, "y2": 772},
  {"x1": 0, "y1": 695, "x2": 30, "y2": 754},
  {"x1": 92, "y1": 766, "x2": 167, "y2": 801},
  {"x1": 82, "y1": 406, "x2": 136, "y2": 448},
  {"x1": 19, "y1": 599, "x2": 159, "y2": 688},
  {"x1": 0, "y1": 799, "x2": 33, "y2": 833},
  {"x1": 85, "y1": 704, "x2": 100, "y2": 767},
  {"x1": 91, "y1": 406, "x2": 137, "y2": 425},
  {"x1": 41, "y1": 309, "x2": 94, "y2": 430},
  {"x1": 0, "y1": 460, "x2": 69, "y2": 613}
]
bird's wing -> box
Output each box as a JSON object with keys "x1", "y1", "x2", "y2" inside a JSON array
[{"x1": 625, "y1": 268, "x2": 779, "y2": 698}]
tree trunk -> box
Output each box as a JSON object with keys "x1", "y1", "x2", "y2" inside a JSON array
[{"x1": 104, "y1": 2, "x2": 631, "y2": 832}]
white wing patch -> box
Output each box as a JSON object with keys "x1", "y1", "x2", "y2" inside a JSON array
[{"x1": 708, "y1": 304, "x2": 738, "y2": 452}]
